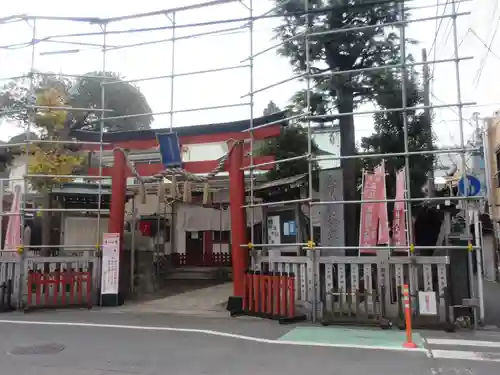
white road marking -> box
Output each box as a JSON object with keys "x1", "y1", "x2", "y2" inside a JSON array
[
  {"x1": 421, "y1": 337, "x2": 434, "y2": 358},
  {"x1": 0, "y1": 319, "x2": 427, "y2": 353},
  {"x1": 430, "y1": 368, "x2": 474, "y2": 375},
  {"x1": 426, "y1": 338, "x2": 500, "y2": 348},
  {"x1": 431, "y1": 349, "x2": 500, "y2": 363},
  {"x1": 431, "y1": 368, "x2": 474, "y2": 375}
]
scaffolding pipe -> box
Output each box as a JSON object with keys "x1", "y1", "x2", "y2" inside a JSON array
[
  {"x1": 241, "y1": 73, "x2": 306, "y2": 98},
  {"x1": 23, "y1": 208, "x2": 111, "y2": 213},
  {"x1": 239, "y1": 243, "x2": 480, "y2": 250},
  {"x1": 20, "y1": 4, "x2": 467, "y2": 43},
  {"x1": 27, "y1": 105, "x2": 114, "y2": 112},
  {"x1": 0, "y1": 141, "x2": 112, "y2": 148},
  {"x1": 450, "y1": 0, "x2": 477, "y2": 329},
  {"x1": 306, "y1": 101, "x2": 475, "y2": 119},
  {"x1": 26, "y1": 174, "x2": 111, "y2": 180},
  {"x1": 248, "y1": 0, "x2": 255, "y2": 248},
  {"x1": 33, "y1": 71, "x2": 116, "y2": 80},
  {"x1": 0, "y1": 181, "x2": 3, "y2": 250},
  {"x1": 308, "y1": 12, "x2": 470, "y2": 38},
  {"x1": 96, "y1": 23, "x2": 107, "y2": 253},
  {"x1": 0, "y1": 75, "x2": 28, "y2": 81},
  {"x1": 240, "y1": 113, "x2": 305, "y2": 133},
  {"x1": 103, "y1": 0, "x2": 239, "y2": 24},
  {"x1": 169, "y1": 12, "x2": 176, "y2": 132},
  {"x1": 8, "y1": 244, "x2": 111, "y2": 249},
  {"x1": 303, "y1": 0, "x2": 318, "y2": 323},
  {"x1": 309, "y1": 56, "x2": 473, "y2": 79},
  {"x1": 398, "y1": 0, "x2": 417, "y2": 299},
  {"x1": 243, "y1": 198, "x2": 311, "y2": 209},
  {"x1": 102, "y1": 65, "x2": 248, "y2": 86},
  {"x1": 308, "y1": 195, "x2": 484, "y2": 205},
  {"x1": 242, "y1": 154, "x2": 310, "y2": 171},
  {"x1": 14, "y1": 18, "x2": 36, "y2": 309},
  {"x1": 105, "y1": 26, "x2": 244, "y2": 52},
  {"x1": 244, "y1": 147, "x2": 480, "y2": 171},
  {"x1": 130, "y1": 197, "x2": 137, "y2": 294},
  {"x1": 86, "y1": 103, "x2": 250, "y2": 124}
]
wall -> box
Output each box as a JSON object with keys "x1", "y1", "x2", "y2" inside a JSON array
[
  {"x1": 63, "y1": 216, "x2": 109, "y2": 254},
  {"x1": 6, "y1": 155, "x2": 35, "y2": 193},
  {"x1": 125, "y1": 194, "x2": 173, "y2": 219},
  {"x1": 175, "y1": 203, "x2": 262, "y2": 254},
  {"x1": 486, "y1": 115, "x2": 500, "y2": 221}
]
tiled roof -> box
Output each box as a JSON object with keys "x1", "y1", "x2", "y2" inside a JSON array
[{"x1": 70, "y1": 111, "x2": 288, "y2": 143}]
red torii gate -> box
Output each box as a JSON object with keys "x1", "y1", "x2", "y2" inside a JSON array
[
  {"x1": 107, "y1": 141, "x2": 249, "y2": 297},
  {"x1": 84, "y1": 115, "x2": 286, "y2": 300}
]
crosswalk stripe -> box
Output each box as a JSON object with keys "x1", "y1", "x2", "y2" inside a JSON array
[
  {"x1": 431, "y1": 349, "x2": 500, "y2": 362},
  {"x1": 426, "y1": 338, "x2": 500, "y2": 348}
]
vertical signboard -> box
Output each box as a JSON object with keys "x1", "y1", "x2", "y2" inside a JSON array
[
  {"x1": 267, "y1": 215, "x2": 281, "y2": 245},
  {"x1": 101, "y1": 233, "x2": 120, "y2": 296},
  {"x1": 319, "y1": 168, "x2": 344, "y2": 255}
]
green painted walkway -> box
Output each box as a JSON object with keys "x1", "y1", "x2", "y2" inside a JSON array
[{"x1": 278, "y1": 327, "x2": 424, "y2": 349}]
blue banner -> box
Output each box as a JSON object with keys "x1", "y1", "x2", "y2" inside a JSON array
[{"x1": 156, "y1": 133, "x2": 182, "y2": 168}]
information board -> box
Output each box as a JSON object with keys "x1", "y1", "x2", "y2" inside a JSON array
[
  {"x1": 267, "y1": 216, "x2": 281, "y2": 245},
  {"x1": 101, "y1": 233, "x2": 120, "y2": 295},
  {"x1": 418, "y1": 291, "x2": 437, "y2": 315}
]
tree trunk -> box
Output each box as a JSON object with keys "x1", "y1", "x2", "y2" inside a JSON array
[
  {"x1": 337, "y1": 91, "x2": 358, "y2": 252},
  {"x1": 41, "y1": 192, "x2": 51, "y2": 256}
]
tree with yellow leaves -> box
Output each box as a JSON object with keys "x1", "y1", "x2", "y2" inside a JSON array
[{"x1": 27, "y1": 87, "x2": 85, "y2": 251}]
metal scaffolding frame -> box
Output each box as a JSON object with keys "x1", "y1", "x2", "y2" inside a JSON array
[
  {"x1": 237, "y1": 0, "x2": 480, "y2": 251},
  {"x1": 0, "y1": 0, "x2": 263, "y2": 303},
  {"x1": 241, "y1": 0, "x2": 482, "y2": 324},
  {"x1": 0, "y1": 0, "x2": 248, "y2": 257},
  {"x1": 0, "y1": 0, "x2": 485, "y2": 317}
]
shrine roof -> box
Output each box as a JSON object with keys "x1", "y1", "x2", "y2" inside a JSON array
[{"x1": 70, "y1": 111, "x2": 288, "y2": 143}]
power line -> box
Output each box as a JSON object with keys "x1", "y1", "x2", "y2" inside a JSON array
[
  {"x1": 473, "y1": 14, "x2": 500, "y2": 87},
  {"x1": 428, "y1": 0, "x2": 450, "y2": 58},
  {"x1": 469, "y1": 29, "x2": 500, "y2": 61}
]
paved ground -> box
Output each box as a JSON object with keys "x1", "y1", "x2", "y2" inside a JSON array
[
  {"x1": 118, "y1": 282, "x2": 232, "y2": 317},
  {"x1": 1, "y1": 310, "x2": 500, "y2": 374},
  {"x1": 483, "y1": 280, "x2": 500, "y2": 327},
  {"x1": 129, "y1": 280, "x2": 225, "y2": 303}
]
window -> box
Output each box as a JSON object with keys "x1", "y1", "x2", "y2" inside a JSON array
[{"x1": 213, "y1": 231, "x2": 230, "y2": 243}]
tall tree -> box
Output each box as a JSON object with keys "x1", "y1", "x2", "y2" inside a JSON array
[
  {"x1": 361, "y1": 66, "x2": 434, "y2": 201},
  {"x1": 28, "y1": 87, "x2": 86, "y2": 251},
  {"x1": 274, "y1": 0, "x2": 402, "y2": 246},
  {"x1": 0, "y1": 71, "x2": 153, "y2": 133}
]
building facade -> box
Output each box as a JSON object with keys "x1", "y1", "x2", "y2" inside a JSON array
[{"x1": 485, "y1": 113, "x2": 500, "y2": 221}]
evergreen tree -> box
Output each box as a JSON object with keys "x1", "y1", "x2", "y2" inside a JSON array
[
  {"x1": 361, "y1": 66, "x2": 434, "y2": 201},
  {"x1": 274, "y1": 0, "x2": 403, "y2": 245}
]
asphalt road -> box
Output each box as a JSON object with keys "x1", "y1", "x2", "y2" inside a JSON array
[{"x1": 0, "y1": 311, "x2": 498, "y2": 375}]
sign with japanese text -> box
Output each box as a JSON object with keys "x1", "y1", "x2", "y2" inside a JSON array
[
  {"x1": 101, "y1": 233, "x2": 120, "y2": 295},
  {"x1": 375, "y1": 164, "x2": 390, "y2": 245},
  {"x1": 392, "y1": 168, "x2": 407, "y2": 248},
  {"x1": 359, "y1": 172, "x2": 380, "y2": 253}
]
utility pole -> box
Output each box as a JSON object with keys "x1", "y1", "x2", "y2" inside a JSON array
[{"x1": 422, "y1": 48, "x2": 436, "y2": 197}]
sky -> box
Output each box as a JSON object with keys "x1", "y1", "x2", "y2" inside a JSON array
[{"x1": 0, "y1": 0, "x2": 499, "y2": 154}]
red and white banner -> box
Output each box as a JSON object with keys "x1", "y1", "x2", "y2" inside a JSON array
[
  {"x1": 375, "y1": 163, "x2": 390, "y2": 245},
  {"x1": 359, "y1": 163, "x2": 390, "y2": 254},
  {"x1": 359, "y1": 164, "x2": 387, "y2": 254},
  {"x1": 392, "y1": 168, "x2": 407, "y2": 247}
]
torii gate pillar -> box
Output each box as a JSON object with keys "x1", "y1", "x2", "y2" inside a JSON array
[
  {"x1": 108, "y1": 148, "x2": 127, "y2": 244},
  {"x1": 104, "y1": 148, "x2": 127, "y2": 306},
  {"x1": 228, "y1": 141, "x2": 248, "y2": 298}
]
